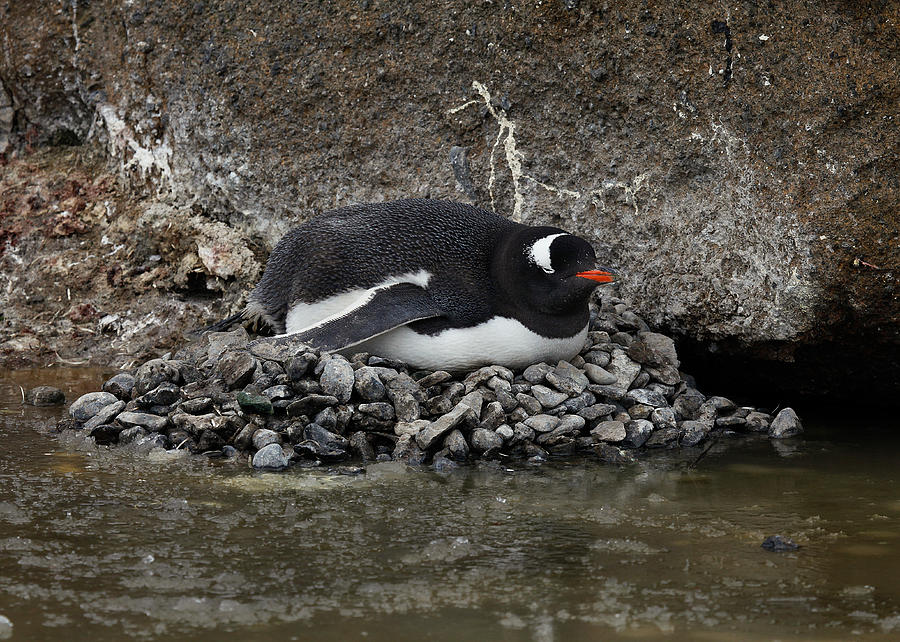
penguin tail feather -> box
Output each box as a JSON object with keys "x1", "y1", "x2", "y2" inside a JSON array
[{"x1": 200, "y1": 311, "x2": 247, "y2": 334}]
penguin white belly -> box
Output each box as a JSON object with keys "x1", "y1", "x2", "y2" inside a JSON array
[{"x1": 349, "y1": 319, "x2": 589, "y2": 372}]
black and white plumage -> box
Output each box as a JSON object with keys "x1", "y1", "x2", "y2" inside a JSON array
[{"x1": 229, "y1": 199, "x2": 614, "y2": 371}]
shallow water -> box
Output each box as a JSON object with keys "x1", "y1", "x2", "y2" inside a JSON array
[{"x1": 1, "y1": 368, "x2": 899, "y2": 641}]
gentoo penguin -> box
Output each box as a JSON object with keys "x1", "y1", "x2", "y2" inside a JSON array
[{"x1": 218, "y1": 199, "x2": 615, "y2": 371}]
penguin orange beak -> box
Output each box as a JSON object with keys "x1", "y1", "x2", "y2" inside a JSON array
[{"x1": 576, "y1": 269, "x2": 616, "y2": 284}]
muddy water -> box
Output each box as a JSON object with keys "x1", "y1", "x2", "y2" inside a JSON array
[{"x1": 1, "y1": 369, "x2": 898, "y2": 641}]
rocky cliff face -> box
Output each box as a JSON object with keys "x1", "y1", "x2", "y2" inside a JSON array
[{"x1": 1, "y1": 1, "x2": 897, "y2": 399}]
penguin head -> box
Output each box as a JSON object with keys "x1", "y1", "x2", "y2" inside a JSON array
[{"x1": 507, "y1": 227, "x2": 615, "y2": 314}]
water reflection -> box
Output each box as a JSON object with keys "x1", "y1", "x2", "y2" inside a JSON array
[{"x1": 1, "y1": 369, "x2": 898, "y2": 641}]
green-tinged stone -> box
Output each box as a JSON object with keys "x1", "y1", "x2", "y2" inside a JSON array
[{"x1": 236, "y1": 391, "x2": 273, "y2": 415}]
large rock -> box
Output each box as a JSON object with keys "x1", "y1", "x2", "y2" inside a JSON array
[{"x1": 2, "y1": 1, "x2": 897, "y2": 398}]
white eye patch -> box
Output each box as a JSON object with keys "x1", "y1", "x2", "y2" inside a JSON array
[{"x1": 526, "y1": 233, "x2": 567, "y2": 274}]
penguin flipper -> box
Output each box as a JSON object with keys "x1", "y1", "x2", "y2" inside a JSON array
[{"x1": 287, "y1": 282, "x2": 443, "y2": 352}]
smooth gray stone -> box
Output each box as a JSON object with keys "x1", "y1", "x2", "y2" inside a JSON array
[
  {"x1": 523, "y1": 414, "x2": 560, "y2": 433},
  {"x1": 70, "y1": 391, "x2": 119, "y2": 421},
  {"x1": 116, "y1": 411, "x2": 169, "y2": 432},
  {"x1": 252, "y1": 443, "x2": 290, "y2": 469},
  {"x1": 83, "y1": 400, "x2": 125, "y2": 432}
]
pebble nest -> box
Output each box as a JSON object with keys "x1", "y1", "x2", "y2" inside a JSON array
[{"x1": 55, "y1": 295, "x2": 803, "y2": 469}]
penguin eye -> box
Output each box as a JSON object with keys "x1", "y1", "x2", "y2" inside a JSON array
[{"x1": 527, "y1": 233, "x2": 567, "y2": 274}]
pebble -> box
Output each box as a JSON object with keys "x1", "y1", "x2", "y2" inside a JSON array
[
  {"x1": 591, "y1": 420, "x2": 626, "y2": 443},
  {"x1": 578, "y1": 403, "x2": 616, "y2": 421},
  {"x1": 116, "y1": 411, "x2": 169, "y2": 432},
  {"x1": 583, "y1": 363, "x2": 617, "y2": 385},
  {"x1": 118, "y1": 426, "x2": 147, "y2": 445},
  {"x1": 605, "y1": 349, "x2": 641, "y2": 395},
  {"x1": 624, "y1": 388, "x2": 668, "y2": 408},
  {"x1": 252, "y1": 443, "x2": 290, "y2": 469},
  {"x1": 646, "y1": 426, "x2": 684, "y2": 448},
  {"x1": 89, "y1": 423, "x2": 123, "y2": 445},
  {"x1": 545, "y1": 361, "x2": 589, "y2": 395},
  {"x1": 622, "y1": 419, "x2": 654, "y2": 448},
  {"x1": 102, "y1": 372, "x2": 135, "y2": 399},
  {"x1": 180, "y1": 397, "x2": 213, "y2": 414},
  {"x1": 236, "y1": 391, "x2": 274, "y2": 415},
  {"x1": 515, "y1": 393, "x2": 543, "y2": 415},
  {"x1": 524, "y1": 414, "x2": 560, "y2": 433},
  {"x1": 70, "y1": 392, "x2": 120, "y2": 421},
  {"x1": 25, "y1": 385, "x2": 66, "y2": 406},
  {"x1": 495, "y1": 424, "x2": 514, "y2": 441},
  {"x1": 358, "y1": 402, "x2": 395, "y2": 421},
  {"x1": 416, "y1": 402, "x2": 475, "y2": 450},
  {"x1": 745, "y1": 411, "x2": 773, "y2": 432},
  {"x1": 769, "y1": 407, "x2": 802, "y2": 438},
  {"x1": 444, "y1": 429, "x2": 470, "y2": 461},
  {"x1": 392, "y1": 433, "x2": 426, "y2": 465},
  {"x1": 349, "y1": 432, "x2": 376, "y2": 462},
  {"x1": 83, "y1": 400, "x2": 126, "y2": 432},
  {"x1": 673, "y1": 387, "x2": 706, "y2": 420},
  {"x1": 133, "y1": 359, "x2": 181, "y2": 396},
  {"x1": 522, "y1": 362, "x2": 552, "y2": 384},
  {"x1": 531, "y1": 385, "x2": 568, "y2": 408},
  {"x1": 594, "y1": 443, "x2": 636, "y2": 464},
  {"x1": 137, "y1": 382, "x2": 181, "y2": 407},
  {"x1": 470, "y1": 427, "x2": 503, "y2": 454},
  {"x1": 216, "y1": 351, "x2": 257, "y2": 389},
  {"x1": 320, "y1": 357, "x2": 355, "y2": 403},
  {"x1": 286, "y1": 352, "x2": 317, "y2": 381},
  {"x1": 626, "y1": 331, "x2": 679, "y2": 368},
  {"x1": 287, "y1": 394, "x2": 338, "y2": 418},
  {"x1": 251, "y1": 428, "x2": 280, "y2": 450},
  {"x1": 761, "y1": 534, "x2": 800, "y2": 552},
  {"x1": 680, "y1": 420, "x2": 711, "y2": 447}
]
